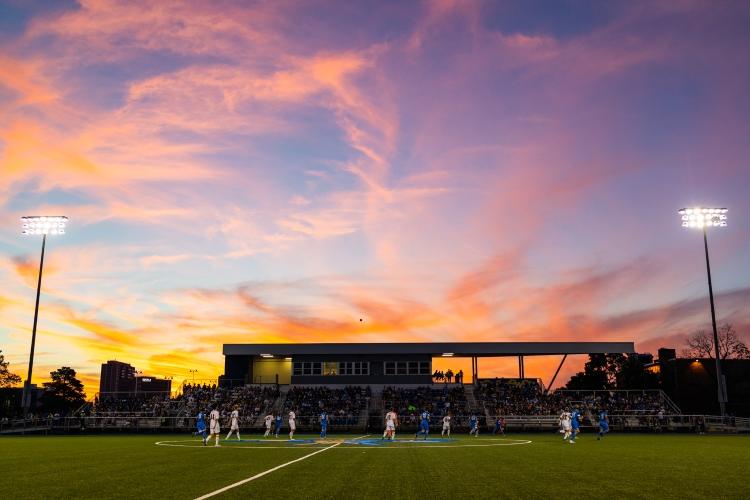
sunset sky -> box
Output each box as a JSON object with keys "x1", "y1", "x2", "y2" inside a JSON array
[{"x1": 1, "y1": 0, "x2": 749, "y2": 395}]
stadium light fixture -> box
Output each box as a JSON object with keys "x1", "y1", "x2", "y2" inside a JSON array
[
  {"x1": 284, "y1": 357, "x2": 293, "y2": 361},
  {"x1": 19, "y1": 215, "x2": 68, "y2": 415},
  {"x1": 260, "y1": 353, "x2": 274, "y2": 358},
  {"x1": 678, "y1": 207, "x2": 728, "y2": 416},
  {"x1": 678, "y1": 207, "x2": 727, "y2": 229},
  {"x1": 442, "y1": 353, "x2": 454, "y2": 357}
]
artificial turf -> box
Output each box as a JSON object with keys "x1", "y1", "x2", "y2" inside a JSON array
[{"x1": 2, "y1": 432, "x2": 748, "y2": 499}]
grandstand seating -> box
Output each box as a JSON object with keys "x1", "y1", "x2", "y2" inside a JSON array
[
  {"x1": 282, "y1": 386, "x2": 370, "y2": 426},
  {"x1": 382, "y1": 385, "x2": 470, "y2": 418},
  {"x1": 55, "y1": 380, "x2": 676, "y2": 433}
]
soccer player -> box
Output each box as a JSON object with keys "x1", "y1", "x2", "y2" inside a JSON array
[
  {"x1": 288, "y1": 409, "x2": 297, "y2": 440},
  {"x1": 415, "y1": 410, "x2": 430, "y2": 440},
  {"x1": 320, "y1": 410, "x2": 329, "y2": 439},
  {"x1": 468, "y1": 413, "x2": 479, "y2": 437},
  {"x1": 493, "y1": 415, "x2": 505, "y2": 436},
  {"x1": 441, "y1": 413, "x2": 451, "y2": 437},
  {"x1": 597, "y1": 409, "x2": 609, "y2": 440},
  {"x1": 569, "y1": 406, "x2": 581, "y2": 444},
  {"x1": 195, "y1": 411, "x2": 208, "y2": 445},
  {"x1": 208, "y1": 407, "x2": 221, "y2": 447},
  {"x1": 383, "y1": 408, "x2": 398, "y2": 440},
  {"x1": 274, "y1": 413, "x2": 283, "y2": 438},
  {"x1": 559, "y1": 410, "x2": 572, "y2": 441},
  {"x1": 225, "y1": 407, "x2": 241, "y2": 441},
  {"x1": 263, "y1": 412, "x2": 274, "y2": 438}
]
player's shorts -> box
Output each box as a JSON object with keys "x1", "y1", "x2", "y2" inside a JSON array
[
  {"x1": 562, "y1": 422, "x2": 571, "y2": 431},
  {"x1": 599, "y1": 422, "x2": 609, "y2": 432},
  {"x1": 210, "y1": 423, "x2": 220, "y2": 434},
  {"x1": 420, "y1": 422, "x2": 429, "y2": 431},
  {"x1": 386, "y1": 422, "x2": 395, "y2": 430},
  {"x1": 442, "y1": 424, "x2": 450, "y2": 430},
  {"x1": 289, "y1": 421, "x2": 296, "y2": 431},
  {"x1": 197, "y1": 422, "x2": 206, "y2": 432},
  {"x1": 231, "y1": 422, "x2": 239, "y2": 431},
  {"x1": 265, "y1": 423, "x2": 272, "y2": 429}
]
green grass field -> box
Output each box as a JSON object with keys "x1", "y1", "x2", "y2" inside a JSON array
[{"x1": 2, "y1": 432, "x2": 749, "y2": 499}]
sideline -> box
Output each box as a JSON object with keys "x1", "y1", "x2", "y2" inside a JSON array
[{"x1": 192, "y1": 435, "x2": 370, "y2": 499}]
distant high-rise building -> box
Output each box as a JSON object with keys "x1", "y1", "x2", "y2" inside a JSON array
[{"x1": 99, "y1": 360, "x2": 136, "y2": 395}]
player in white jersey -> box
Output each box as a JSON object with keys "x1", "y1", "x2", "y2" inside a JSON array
[
  {"x1": 559, "y1": 410, "x2": 572, "y2": 441},
  {"x1": 263, "y1": 413, "x2": 274, "y2": 438},
  {"x1": 288, "y1": 410, "x2": 297, "y2": 440},
  {"x1": 225, "y1": 407, "x2": 241, "y2": 441},
  {"x1": 208, "y1": 408, "x2": 221, "y2": 447},
  {"x1": 441, "y1": 413, "x2": 451, "y2": 437},
  {"x1": 383, "y1": 408, "x2": 398, "y2": 440}
]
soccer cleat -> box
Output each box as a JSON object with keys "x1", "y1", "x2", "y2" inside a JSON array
[{"x1": 569, "y1": 440, "x2": 575, "y2": 444}]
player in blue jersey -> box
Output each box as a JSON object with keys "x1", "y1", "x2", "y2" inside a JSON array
[
  {"x1": 492, "y1": 415, "x2": 505, "y2": 436},
  {"x1": 569, "y1": 406, "x2": 581, "y2": 444},
  {"x1": 415, "y1": 410, "x2": 430, "y2": 440},
  {"x1": 597, "y1": 409, "x2": 609, "y2": 440},
  {"x1": 274, "y1": 413, "x2": 283, "y2": 438},
  {"x1": 194, "y1": 411, "x2": 208, "y2": 445},
  {"x1": 320, "y1": 410, "x2": 329, "y2": 439},
  {"x1": 469, "y1": 413, "x2": 479, "y2": 437}
]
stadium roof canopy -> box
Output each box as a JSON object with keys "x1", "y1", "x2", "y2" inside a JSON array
[{"x1": 223, "y1": 342, "x2": 635, "y2": 357}]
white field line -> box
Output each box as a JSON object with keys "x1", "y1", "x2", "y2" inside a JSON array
[{"x1": 193, "y1": 435, "x2": 370, "y2": 500}]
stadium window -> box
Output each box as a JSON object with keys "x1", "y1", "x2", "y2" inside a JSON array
[
  {"x1": 384, "y1": 361, "x2": 396, "y2": 375},
  {"x1": 293, "y1": 363, "x2": 303, "y2": 376},
  {"x1": 408, "y1": 361, "x2": 419, "y2": 374},
  {"x1": 312, "y1": 362, "x2": 322, "y2": 375},
  {"x1": 397, "y1": 361, "x2": 407, "y2": 375},
  {"x1": 324, "y1": 362, "x2": 338, "y2": 376},
  {"x1": 419, "y1": 361, "x2": 430, "y2": 375}
]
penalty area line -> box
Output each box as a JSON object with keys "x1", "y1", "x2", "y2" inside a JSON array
[{"x1": 193, "y1": 435, "x2": 369, "y2": 500}]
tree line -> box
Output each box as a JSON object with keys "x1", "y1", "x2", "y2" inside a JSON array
[{"x1": 1, "y1": 350, "x2": 86, "y2": 417}]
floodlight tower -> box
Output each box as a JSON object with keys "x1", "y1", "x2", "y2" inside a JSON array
[
  {"x1": 678, "y1": 207, "x2": 728, "y2": 416},
  {"x1": 20, "y1": 216, "x2": 68, "y2": 415}
]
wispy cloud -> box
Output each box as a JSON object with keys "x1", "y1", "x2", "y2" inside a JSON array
[{"x1": 0, "y1": 0, "x2": 749, "y2": 395}]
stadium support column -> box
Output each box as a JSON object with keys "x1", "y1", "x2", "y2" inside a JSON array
[
  {"x1": 518, "y1": 356, "x2": 525, "y2": 378},
  {"x1": 703, "y1": 227, "x2": 727, "y2": 416},
  {"x1": 545, "y1": 354, "x2": 567, "y2": 394}
]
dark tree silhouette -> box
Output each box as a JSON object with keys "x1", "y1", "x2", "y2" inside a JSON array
[
  {"x1": 41, "y1": 366, "x2": 86, "y2": 414},
  {"x1": 0, "y1": 350, "x2": 22, "y2": 388},
  {"x1": 682, "y1": 324, "x2": 750, "y2": 360}
]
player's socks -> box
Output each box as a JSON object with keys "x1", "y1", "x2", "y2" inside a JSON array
[{"x1": 237, "y1": 433, "x2": 241, "y2": 440}]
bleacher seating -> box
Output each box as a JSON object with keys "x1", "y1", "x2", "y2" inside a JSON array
[{"x1": 282, "y1": 386, "x2": 370, "y2": 426}]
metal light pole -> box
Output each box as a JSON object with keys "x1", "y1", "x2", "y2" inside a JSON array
[
  {"x1": 20, "y1": 216, "x2": 68, "y2": 415},
  {"x1": 678, "y1": 207, "x2": 728, "y2": 416},
  {"x1": 189, "y1": 369, "x2": 198, "y2": 384}
]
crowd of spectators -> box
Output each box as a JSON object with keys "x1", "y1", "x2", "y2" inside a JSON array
[
  {"x1": 558, "y1": 390, "x2": 664, "y2": 414},
  {"x1": 382, "y1": 385, "x2": 469, "y2": 419},
  {"x1": 432, "y1": 369, "x2": 465, "y2": 384},
  {"x1": 475, "y1": 378, "x2": 667, "y2": 416},
  {"x1": 283, "y1": 386, "x2": 370, "y2": 426},
  {"x1": 179, "y1": 384, "x2": 279, "y2": 424},
  {"x1": 90, "y1": 393, "x2": 177, "y2": 417}
]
